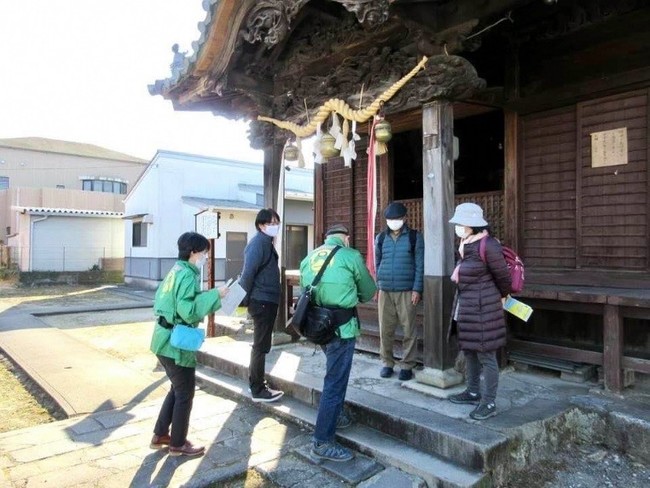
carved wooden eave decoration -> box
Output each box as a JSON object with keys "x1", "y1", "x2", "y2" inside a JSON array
[
  {"x1": 148, "y1": 0, "x2": 394, "y2": 114},
  {"x1": 148, "y1": 0, "x2": 544, "y2": 147}
]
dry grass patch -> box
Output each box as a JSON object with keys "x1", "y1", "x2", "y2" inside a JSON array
[{"x1": 0, "y1": 354, "x2": 65, "y2": 433}]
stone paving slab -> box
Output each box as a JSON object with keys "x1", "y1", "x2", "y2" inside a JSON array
[
  {"x1": 0, "y1": 391, "x2": 315, "y2": 488},
  {"x1": 358, "y1": 467, "x2": 426, "y2": 488},
  {"x1": 295, "y1": 444, "x2": 384, "y2": 484}
]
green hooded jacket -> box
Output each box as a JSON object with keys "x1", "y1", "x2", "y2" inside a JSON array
[
  {"x1": 299, "y1": 236, "x2": 377, "y2": 339},
  {"x1": 150, "y1": 260, "x2": 222, "y2": 367}
]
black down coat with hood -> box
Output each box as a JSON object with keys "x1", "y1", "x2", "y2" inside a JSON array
[{"x1": 449, "y1": 235, "x2": 512, "y2": 352}]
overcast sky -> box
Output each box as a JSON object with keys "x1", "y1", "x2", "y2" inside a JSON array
[{"x1": 0, "y1": 1, "x2": 264, "y2": 163}]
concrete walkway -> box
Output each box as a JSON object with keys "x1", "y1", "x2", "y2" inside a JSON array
[
  {"x1": 0, "y1": 290, "x2": 166, "y2": 416},
  {"x1": 0, "y1": 286, "x2": 388, "y2": 488}
]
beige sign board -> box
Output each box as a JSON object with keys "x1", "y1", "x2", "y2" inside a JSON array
[{"x1": 590, "y1": 127, "x2": 628, "y2": 168}]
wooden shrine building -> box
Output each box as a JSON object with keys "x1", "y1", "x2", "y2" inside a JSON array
[{"x1": 150, "y1": 0, "x2": 650, "y2": 392}]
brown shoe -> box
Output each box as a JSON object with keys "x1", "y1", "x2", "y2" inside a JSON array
[
  {"x1": 169, "y1": 440, "x2": 205, "y2": 457},
  {"x1": 150, "y1": 434, "x2": 171, "y2": 449}
]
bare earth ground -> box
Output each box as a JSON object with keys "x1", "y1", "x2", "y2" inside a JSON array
[{"x1": 1, "y1": 282, "x2": 649, "y2": 487}]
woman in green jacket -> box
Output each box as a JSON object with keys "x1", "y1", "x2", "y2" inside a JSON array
[{"x1": 150, "y1": 232, "x2": 228, "y2": 457}]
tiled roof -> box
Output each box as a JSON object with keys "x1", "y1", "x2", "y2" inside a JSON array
[
  {"x1": 182, "y1": 196, "x2": 263, "y2": 211},
  {"x1": 238, "y1": 183, "x2": 312, "y2": 199},
  {"x1": 0, "y1": 137, "x2": 147, "y2": 163},
  {"x1": 13, "y1": 206, "x2": 124, "y2": 217}
]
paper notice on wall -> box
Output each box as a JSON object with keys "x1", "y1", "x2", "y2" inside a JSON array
[
  {"x1": 216, "y1": 280, "x2": 247, "y2": 316},
  {"x1": 590, "y1": 127, "x2": 628, "y2": 168},
  {"x1": 503, "y1": 296, "x2": 533, "y2": 322}
]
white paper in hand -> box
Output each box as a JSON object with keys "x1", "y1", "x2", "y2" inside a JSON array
[{"x1": 216, "y1": 280, "x2": 247, "y2": 316}]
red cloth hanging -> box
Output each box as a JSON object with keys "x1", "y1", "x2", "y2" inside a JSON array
[{"x1": 366, "y1": 118, "x2": 378, "y2": 277}]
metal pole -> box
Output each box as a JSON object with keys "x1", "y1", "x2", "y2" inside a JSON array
[{"x1": 207, "y1": 238, "x2": 216, "y2": 337}]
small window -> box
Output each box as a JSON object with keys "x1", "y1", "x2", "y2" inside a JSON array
[
  {"x1": 82, "y1": 178, "x2": 127, "y2": 194},
  {"x1": 132, "y1": 222, "x2": 148, "y2": 247},
  {"x1": 56, "y1": 184, "x2": 65, "y2": 189},
  {"x1": 0, "y1": 176, "x2": 8, "y2": 190}
]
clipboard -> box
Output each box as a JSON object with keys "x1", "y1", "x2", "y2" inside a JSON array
[{"x1": 216, "y1": 279, "x2": 247, "y2": 316}]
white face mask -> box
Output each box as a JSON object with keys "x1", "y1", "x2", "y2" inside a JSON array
[
  {"x1": 386, "y1": 219, "x2": 404, "y2": 231},
  {"x1": 195, "y1": 254, "x2": 207, "y2": 268},
  {"x1": 263, "y1": 224, "x2": 280, "y2": 237},
  {"x1": 455, "y1": 225, "x2": 469, "y2": 239}
]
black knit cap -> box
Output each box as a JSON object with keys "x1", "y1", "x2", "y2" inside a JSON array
[
  {"x1": 384, "y1": 202, "x2": 407, "y2": 219},
  {"x1": 325, "y1": 224, "x2": 350, "y2": 236}
]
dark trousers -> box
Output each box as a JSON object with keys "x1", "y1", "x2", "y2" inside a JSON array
[
  {"x1": 154, "y1": 355, "x2": 195, "y2": 447},
  {"x1": 248, "y1": 299, "x2": 279, "y2": 394},
  {"x1": 464, "y1": 350, "x2": 499, "y2": 404}
]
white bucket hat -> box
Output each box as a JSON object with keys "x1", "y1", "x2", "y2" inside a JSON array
[{"x1": 449, "y1": 202, "x2": 488, "y2": 227}]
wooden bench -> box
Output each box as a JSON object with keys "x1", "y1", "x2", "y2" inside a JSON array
[{"x1": 512, "y1": 284, "x2": 650, "y2": 392}]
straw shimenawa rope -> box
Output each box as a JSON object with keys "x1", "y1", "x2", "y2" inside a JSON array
[{"x1": 257, "y1": 56, "x2": 428, "y2": 138}]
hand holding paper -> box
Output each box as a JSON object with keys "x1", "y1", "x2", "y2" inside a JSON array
[{"x1": 216, "y1": 280, "x2": 247, "y2": 316}]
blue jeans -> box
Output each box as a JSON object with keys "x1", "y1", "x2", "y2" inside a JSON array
[{"x1": 313, "y1": 337, "x2": 356, "y2": 443}]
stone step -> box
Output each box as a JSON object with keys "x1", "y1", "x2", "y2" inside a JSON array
[
  {"x1": 197, "y1": 344, "x2": 508, "y2": 471},
  {"x1": 196, "y1": 366, "x2": 489, "y2": 488}
]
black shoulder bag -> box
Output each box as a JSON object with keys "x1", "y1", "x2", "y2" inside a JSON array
[{"x1": 289, "y1": 246, "x2": 343, "y2": 344}]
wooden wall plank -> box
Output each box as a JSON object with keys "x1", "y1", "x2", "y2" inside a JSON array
[
  {"x1": 577, "y1": 90, "x2": 648, "y2": 270},
  {"x1": 521, "y1": 106, "x2": 578, "y2": 268}
]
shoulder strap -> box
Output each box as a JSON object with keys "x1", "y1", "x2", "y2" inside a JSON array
[
  {"x1": 376, "y1": 232, "x2": 386, "y2": 266},
  {"x1": 479, "y1": 236, "x2": 487, "y2": 263},
  {"x1": 310, "y1": 246, "x2": 341, "y2": 288},
  {"x1": 408, "y1": 229, "x2": 417, "y2": 254}
]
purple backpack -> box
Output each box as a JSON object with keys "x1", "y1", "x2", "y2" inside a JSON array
[{"x1": 479, "y1": 237, "x2": 525, "y2": 294}]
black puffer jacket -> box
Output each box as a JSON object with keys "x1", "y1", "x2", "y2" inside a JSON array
[{"x1": 450, "y1": 235, "x2": 511, "y2": 352}]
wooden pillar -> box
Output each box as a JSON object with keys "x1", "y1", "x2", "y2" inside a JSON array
[
  {"x1": 503, "y1": 111, "x2": 519, "y2": 250},
  {"x1": 263, "y1": 143, "x2": 290, "y2": 336},
  {"x1": 263, "y1": 143, "x2": 283, "y2": 209},
  {"x1": 415, "y1": 101, "x2": 462, "y2": 388},
  {"x1": 603, "y1": 304, "x2": 623, "y2": 392}
]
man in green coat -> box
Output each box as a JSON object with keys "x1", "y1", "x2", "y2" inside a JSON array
[
  {"x1": 300, "y1": 224, "x2": 376, "y2": 462},
  {"x1": 150, "y1": 232, "x2": 228, "y2": 457}
]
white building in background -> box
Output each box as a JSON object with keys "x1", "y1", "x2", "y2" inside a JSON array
[
  {"x1": 0, "y1": 137, "x2": 147, "y2": 271},
  {"x1": 123, "y1": 150, "x2": 313, "y2": 288}
]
